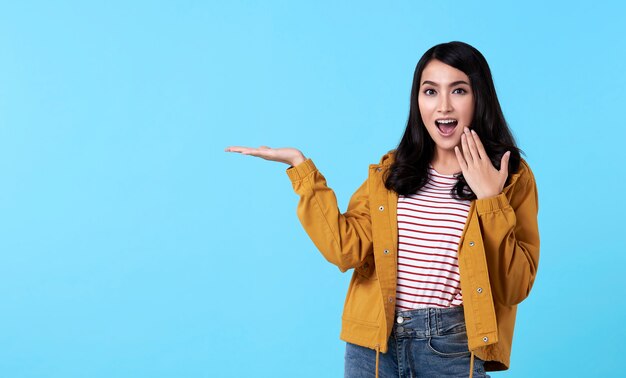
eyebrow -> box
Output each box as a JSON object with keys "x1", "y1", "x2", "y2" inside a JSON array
[{"x1": 421, "y1": 80, "x2": 470, "y2": 87}]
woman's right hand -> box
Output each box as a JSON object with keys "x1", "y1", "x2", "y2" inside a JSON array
[{"x1": 225, "y1": 146, "x2": 306, "y2": 167}]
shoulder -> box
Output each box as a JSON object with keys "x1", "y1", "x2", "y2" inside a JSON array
[
  {"x1": 373, "y1": 150, "x2": 397, "y2": 167},
  {"x1": 514, "y1": 158, "x2": 536, "y2": 184},
  {"x1": 505, "y1": 158, "x2": 538, "y2": 202}
]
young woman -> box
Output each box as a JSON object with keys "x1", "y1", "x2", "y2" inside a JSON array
[{"x1": 226, "y1": 41, "x2": 540, "y2": 378}]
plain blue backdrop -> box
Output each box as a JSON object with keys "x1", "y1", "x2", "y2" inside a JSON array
[{"x1": 1, "y1": 1, "x2": 625, "y2": 377}]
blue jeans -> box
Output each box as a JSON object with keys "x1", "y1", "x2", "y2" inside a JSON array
[{"x1": 344, "y1": 306, "x2": 489, "y2": 378}]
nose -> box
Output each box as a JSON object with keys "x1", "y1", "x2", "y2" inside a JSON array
[{"x1": 437, "y1": 93, "x2": 453, "y2": 113}]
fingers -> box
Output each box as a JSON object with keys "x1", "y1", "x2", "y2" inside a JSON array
[
  {"x1": 454, "y1": 146, "x2": 467, "y2": 170},
  {"x1": 225, "y1": 146, "x2": 271, "y2": 154},
  {"x1": 224, "y1": 146, "x2": 249, "y2": 153},
  {"x1": 225, "y1": 146, "x2": 264, "y2": 152},
  {"x1": 470, "y1": 130, "x2": 488, "y2": 160},
  {"x1": 225, "y1": 146, "x2": 273, "y2": 160},
  {"x1": 226, "y1": 145, "x2": 300, "y2": 166},
  {"x1": 462, "y1": 128, "x2": 481, "y2": 162},
  {"x1": 500, "y1": 151, "x2": 511, "y2": 177},
  {"x1": 460, "y1": 132, "x2": 475, "y2": 164},
  {"x1": 247, "y1": 146, "x2": 272, "y2": 157},
  {"x1": 245, "y1": 149, "x2": 273, "y2": 159}
]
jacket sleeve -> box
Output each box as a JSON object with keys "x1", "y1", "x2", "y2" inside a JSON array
[
  {"x1": 474, "y1": 165, "x2": 540, "y2": 306},
  {"x1": 286, "y1": 158, "x2": 373, "y2": 272}
]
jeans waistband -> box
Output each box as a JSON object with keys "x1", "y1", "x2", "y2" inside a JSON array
[{"x1": 393, "y1": 306, "x2": 466, "y2": 338}]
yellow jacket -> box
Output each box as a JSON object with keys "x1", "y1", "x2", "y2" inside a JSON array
[{"x1": 286, "y1": 152, "x2": 540, "y2": 372}]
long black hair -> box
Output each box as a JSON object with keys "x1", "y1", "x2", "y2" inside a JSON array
[{"x1": 385, "y1": 41, "x2": 521, "y2": 200}]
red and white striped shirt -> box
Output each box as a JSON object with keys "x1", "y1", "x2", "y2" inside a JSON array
[{"x1": 395, "y1": 167, "x2": 470, "y2": 310}]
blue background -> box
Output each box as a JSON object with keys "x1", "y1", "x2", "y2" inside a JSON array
[{"x1": 1, "y1": 1, "x2": 625, "y2": 377}]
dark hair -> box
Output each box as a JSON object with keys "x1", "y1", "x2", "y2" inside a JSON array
[{"x1": 385, "y1": 41, "x2": 521, "y2": 200}]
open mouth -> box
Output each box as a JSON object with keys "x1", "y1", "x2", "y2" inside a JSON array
[{"x1": 435, "y1": 119, "x2": 458, "y2": 136}]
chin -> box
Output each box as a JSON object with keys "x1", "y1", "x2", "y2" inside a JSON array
[{"x1": 438, "y1": 137, "x2": 461, "y2": 150}]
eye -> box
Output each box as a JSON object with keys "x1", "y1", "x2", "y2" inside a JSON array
[
  {"x1": 423, "y1": 89, "x2": 436, "y2": 96},
  {"x1": 452, "y1": 88, "x2": 468, "y2": 94}
]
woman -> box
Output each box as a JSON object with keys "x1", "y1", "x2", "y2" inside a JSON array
[{"x1": 226, "y1": 41, "x2": 539, "y2": 378}]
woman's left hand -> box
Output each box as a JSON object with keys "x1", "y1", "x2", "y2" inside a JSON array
[{"x1": 454, "y1": 127, "x2": 511, "y2": 199}]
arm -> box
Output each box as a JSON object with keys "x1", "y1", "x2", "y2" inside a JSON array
[
  {"x1": 287, "y1": 159, "x2": 373, "y2": 272},
  {"x1": 455, "y1": 129, "x2": 540, "y2": 305},
  {"x1": 225, "y1": 145, "x2": 373, "y2": 272},
  {"x1": 475, "y1": 167, "x2": 540, "y2": 305}
]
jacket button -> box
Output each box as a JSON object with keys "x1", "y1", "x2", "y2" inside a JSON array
[
  {"x1": 388, "y1": 297, "x2": 394, "y2": 303},
  {"x1": 482, "y1": 337, "x2": 489, "y2": 343},
  {"x1": 469, "y1": 241, "x2": 475, "y2": 247},
  {"x1": 383, "y1": 249, "x2": 390, "y2": 255},
  {"x1": 379, "y1": 206, "x2": 385, "y2": 211},
  {"x1": 476, "y1": 287, "x2": 483, "y2": 294}
]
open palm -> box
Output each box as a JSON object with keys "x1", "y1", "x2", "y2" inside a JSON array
[{"x1": 225, "y1": 146, "x2": 306, "y2": 167}]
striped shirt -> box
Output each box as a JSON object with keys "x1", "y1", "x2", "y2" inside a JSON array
[{"x1": 395, "y1": 167, "x2": 471, "y2": 310}]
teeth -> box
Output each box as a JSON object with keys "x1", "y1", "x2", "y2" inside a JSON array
[{"x1": 436, "y1": 119, "x2": 457, "y2": 124}]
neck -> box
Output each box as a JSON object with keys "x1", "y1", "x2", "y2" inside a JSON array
[{"x1": 431, "y1": 149, "x2": 461, "y2": 175}]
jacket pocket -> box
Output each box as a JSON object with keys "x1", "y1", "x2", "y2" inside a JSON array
[{"x1": 342, "y1": 267, "x2": 383, "y2": 327}]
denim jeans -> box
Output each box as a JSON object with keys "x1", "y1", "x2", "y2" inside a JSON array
[{"x1": 344, "y1": 306, "x2": 489, "y2": 378}]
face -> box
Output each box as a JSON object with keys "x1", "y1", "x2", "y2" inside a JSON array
[{"x1": 418, "y1": 59, "x2": 474, "y2": 156}]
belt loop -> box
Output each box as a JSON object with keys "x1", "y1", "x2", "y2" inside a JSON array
[{"x1": 428, "y1": 308, "x2": 436, "y2": 336}]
